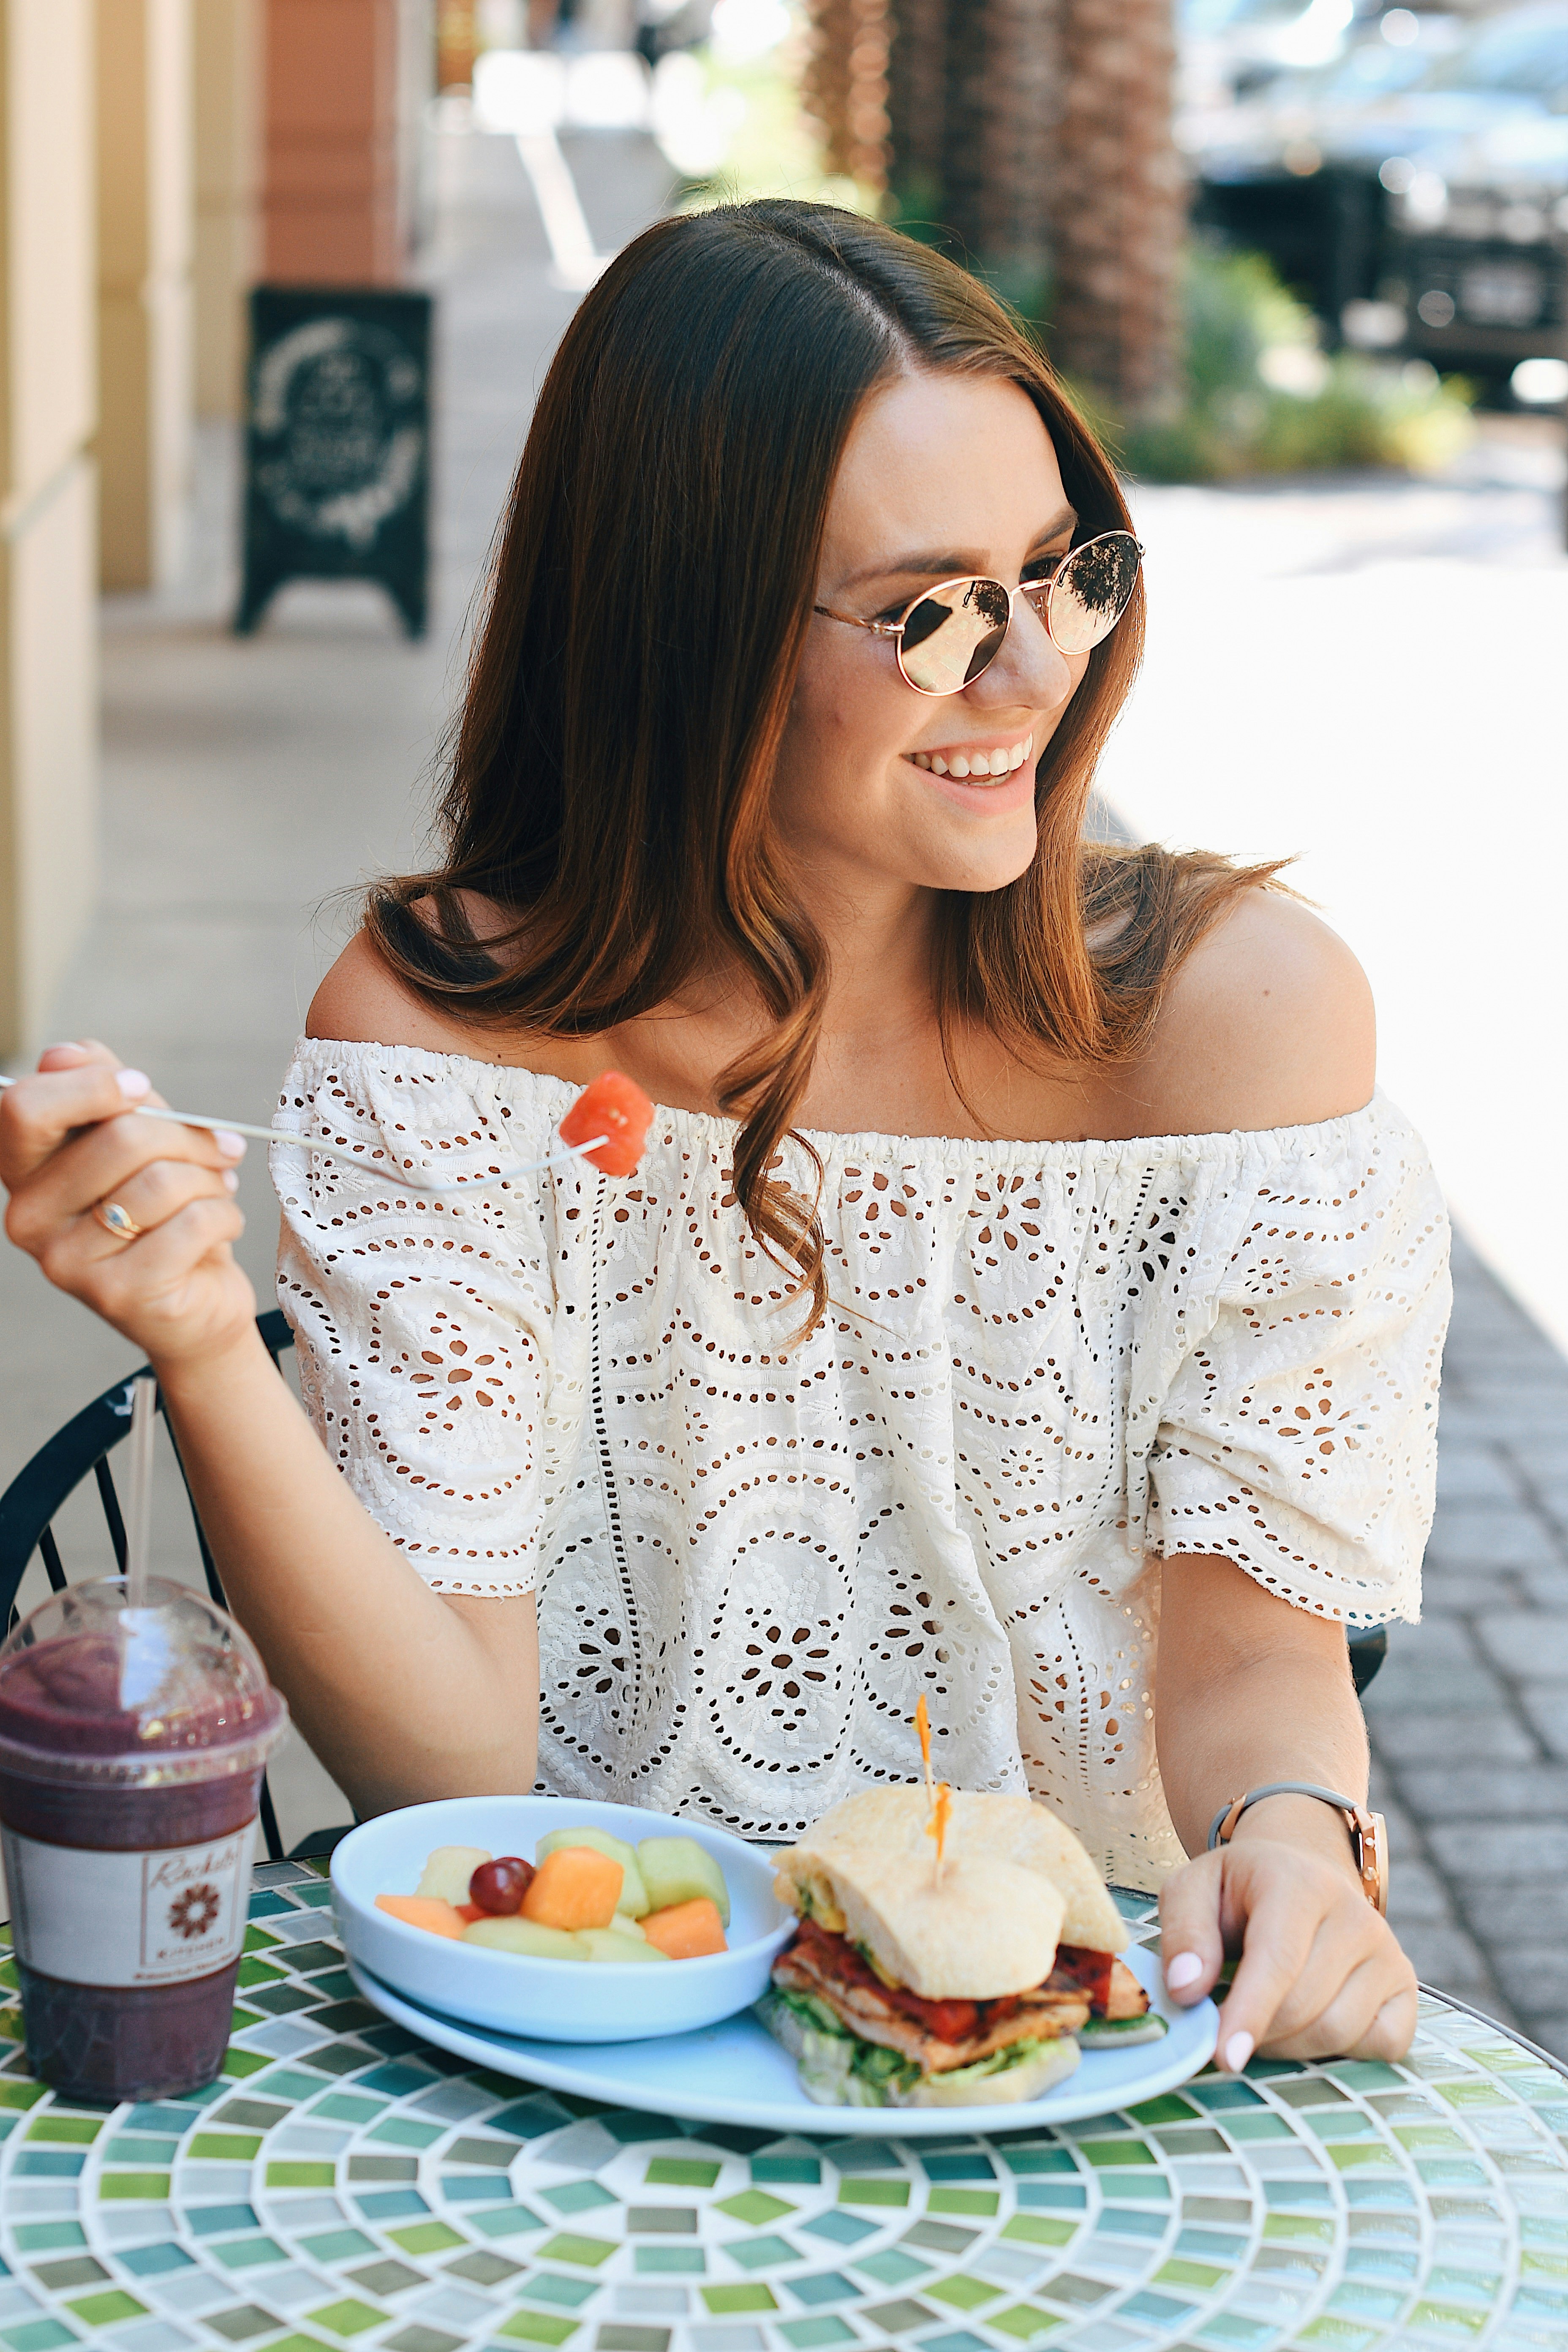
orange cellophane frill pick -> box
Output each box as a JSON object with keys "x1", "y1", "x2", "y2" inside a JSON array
[
  {"x1": 559, "y1": 1071, "x2": 654, "y2": 1177},
  {"x1": 925, "y1": 1781, "x2": 952, "y2": 1884}
]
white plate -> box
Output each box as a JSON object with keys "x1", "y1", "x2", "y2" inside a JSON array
[{"x1": 344, "y1": 1941, "x2": 1217, "y2": 2137}]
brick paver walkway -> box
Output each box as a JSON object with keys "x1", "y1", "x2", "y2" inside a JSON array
[{"x1": 1369, "y1": 1230, "x2": 1568, "y2": 2061}]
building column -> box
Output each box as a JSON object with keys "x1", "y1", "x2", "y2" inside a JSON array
[
  {"x1": 97, "y1": 0, "x2": 197, "y2": 591},
  {"x1": 264, "y1": 0, "x2": 407, "y2": 284},
  {"x1": 0, "y1": 1, "x2": 99, "y2": 1059},
  {"x1": 194, "y1": 0, "x2": 261, "y2": 418}
]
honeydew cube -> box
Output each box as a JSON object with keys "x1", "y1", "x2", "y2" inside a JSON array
[
  {"x1": 462, "y1": 1916, "x2": 581, "y2": 1960},
  {"x1": 611, "y1": 1913, "x2": 647, "y2": 1939},
  {"x1": 416, "y1": 1844, "x2": 492, "y2": 1905},
  {"x1": 637, "y1": 1835, "x2": 730, "y2": 1927},
  {"x1": 536, "y1": 1824, "x2": 650, "y2": 1916},
  {"x1": 576, "y1": 1927, "x2": 671, "y2": 1964}
]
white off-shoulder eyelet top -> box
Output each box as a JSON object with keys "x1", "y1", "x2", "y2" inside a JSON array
[{"x1": 274, "y1": 1039, "x2": 1449, "y2": 1888}]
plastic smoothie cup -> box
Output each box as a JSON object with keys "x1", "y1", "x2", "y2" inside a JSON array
[{"x1": 0, "y1": 1575, "x2": 287, "y2": 2103}]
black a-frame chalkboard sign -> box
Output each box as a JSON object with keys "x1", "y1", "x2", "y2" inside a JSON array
[{"x1": 236, "y1": 286, "x2": 433, "y2": 637}]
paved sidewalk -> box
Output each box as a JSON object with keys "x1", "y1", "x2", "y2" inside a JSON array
[{"x1": 1368, "y1": 1230, "x2": 1568, "y2": 2061}]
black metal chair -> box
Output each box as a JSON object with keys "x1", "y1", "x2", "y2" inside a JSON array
[{"x1": 0, "y1": 1309, "x2": 351, "y2": 1862}]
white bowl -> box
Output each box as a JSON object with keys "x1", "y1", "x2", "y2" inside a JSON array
[{"x1": 330, "y1": 1795, "x2": 794, "y2": 2043}]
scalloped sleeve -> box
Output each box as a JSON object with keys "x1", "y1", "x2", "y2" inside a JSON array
[
  {"x1": 1143, "y1": 1104, "x2": 1449, "y2": 1625},
  {"x1": 273, "y1": 1048, "x2": 555, "y2": 1597}
]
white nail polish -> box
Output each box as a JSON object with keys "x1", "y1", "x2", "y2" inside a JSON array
[
  {"x1": 223, "y1": 1169, "x2": 240, "y2": 1193},
  {"x1": 116, "y1": 1068, "x2": 151, "y2": 1099},
  {"x1": 1224, "y1": 2031, "x2": 1254, "y2": 2074},
  {"x1": 1165, "y1": 1951, "x2": 1203, "y2": 1990},
  {"x1": 214, "y1": 1130, "x2": 247, "y2": 1159}
]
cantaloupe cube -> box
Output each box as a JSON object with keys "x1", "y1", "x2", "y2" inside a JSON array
[
  {"x1": 520, "y1": 1844, "x2": 623, "y2": 1931},
  {"x1": 376, "y1": 1894, "x2": 466, "y2": 1940},
  {"x1": 640, "y1": 1897, "x2": 728, "y2": 1958}
]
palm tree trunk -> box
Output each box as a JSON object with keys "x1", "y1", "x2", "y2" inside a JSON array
[
  {"x1": 803, "y1": 0, "x2": 891, "y2": 193},
  {"x1": 1049, "y1": 0, "x2": 1183, "y2": 417}
]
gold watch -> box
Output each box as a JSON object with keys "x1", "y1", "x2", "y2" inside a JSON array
[{"x1": 1207, "y1": 1780, "x2": 1388, "y2": 1913}]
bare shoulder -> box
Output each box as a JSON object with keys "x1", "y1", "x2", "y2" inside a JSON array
[
  {"x1": 1116, "y1": 888, "x2": 1375, "y2": 1137},
  {"x1": 307, "y1": 909, "x2": 490, "y2": 1056}
]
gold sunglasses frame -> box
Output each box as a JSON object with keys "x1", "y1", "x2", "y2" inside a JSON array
[{"x1": 813, "y1": 528, "x2": 1144, "y2": 697}]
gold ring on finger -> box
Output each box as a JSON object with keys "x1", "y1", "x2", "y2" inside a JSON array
[{"x1": 92, "y1": 1198, "x2": 144, "y2": 1243}]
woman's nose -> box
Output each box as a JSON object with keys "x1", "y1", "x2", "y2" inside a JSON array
[{"x1": 972, "y1": 589, "x2": 1073, "y2": 711}]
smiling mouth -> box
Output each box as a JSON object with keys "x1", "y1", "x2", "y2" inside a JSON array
[{"x1": 910, "y1": 732, "x2": 1034, "y2": 782}]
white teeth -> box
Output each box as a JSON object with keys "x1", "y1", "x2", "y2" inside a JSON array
[
  {"x1": 1008, "y1": 741, "x2": 1025, "y2": 771},
  {"x1": 912, "y1": 752, "x2": 931, "y2": 769},
  {"x1": 917, "y1": 737, "x2": 1033, "y2": 782},
  {"x1": 988, "y1": 749, "x2": 1009, "y2": 777},
  {"x1": 931, "y1": 755, "x2": 949, "y2": 776},
  {"x1": 948, "y1": 754, "x2": 971, "y2": 779}
]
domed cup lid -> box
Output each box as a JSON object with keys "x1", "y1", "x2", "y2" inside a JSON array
[{"x1": 0, "y1": 1576, "x2": 287, "y2": 1786}]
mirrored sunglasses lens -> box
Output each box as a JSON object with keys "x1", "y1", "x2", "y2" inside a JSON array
[
  {"x1": 1049, "y1": 533, "x2": 1141, "y2": 656},
  {"x1": 899, "y1": 577, "x2": 1011, "y2": 693}
]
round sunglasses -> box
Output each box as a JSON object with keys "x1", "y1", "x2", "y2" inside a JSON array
[{"x1": 814, "y1": 528, "x2": 1143, "y2": 697}]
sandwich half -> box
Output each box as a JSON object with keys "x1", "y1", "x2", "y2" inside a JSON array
[{"x1": 758, "y1": 1787, "x2": 1162, "y2": 2108}]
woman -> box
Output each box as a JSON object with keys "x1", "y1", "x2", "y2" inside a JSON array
[{"x1": 0, "y1": 201, "x2": 1446, "y2": 2072}]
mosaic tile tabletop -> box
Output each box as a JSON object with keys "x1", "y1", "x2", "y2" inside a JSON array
[{"x1": 0, "y1": 1866, "x2": 1564, "y2": 2352}]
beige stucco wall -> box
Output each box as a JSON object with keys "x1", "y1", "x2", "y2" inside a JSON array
[
  {"x1": 194, "y1": 0, "x2": 260, "y2": 418},
  {"x1": 0, "y1": 1, "x2": 99, "y2": 1059},
  {"x1": 98, "y1": 0, "x2": 196, "y2": 590}
]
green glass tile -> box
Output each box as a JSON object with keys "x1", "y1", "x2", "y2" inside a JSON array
[
  {"x1": 237, "y1": 1961, "x2": 285, "y2": 1990},
  {"x1": 921, "y1": 2189, "x2": 1000, "y2": 2221},
  {"x1": 62, "y1": 2296, "x2": 147, "y2": 2331},
  {"x1": 1154, "y1": 2261, "x2": 1226, "y2": 2290},
  {"x1": 96, "y1": 2174, "x2": 171, "y2": 2202},
  {"x1": 2, "y1": 2324, "x2": 83, "y2": 2352},
  {"x1": 1000, "y1": 2217, "x2": 1074, "y2": 2249},
  {"x1": 1326, "y1": 2062, "x2": 1405, "y2": 2093},
  {"x1": 212, "y1": 2240, "x2": 289, "y2": 2272},
  {"x1": 470, "y1": 2210, "x2": 549, "y2": 2243},
  {"x1": 837, "y1": 2179, "x2": 909, "y2": 2207},
  {"x1": 1416, "y1": 2161, "x2": 1491, "y2": 2186},
  {"x1": 1195, "y1": 2317, "x2": 1276, "y2": 2348},
  {"x1": 295, "y1": 2229, "x2": 377, "y2": 2265},
  {"x1": 1187, "y1": 2081, "x2": 1264, "y2": 2112},
  {"x1": 494, "y1": 2317, "x2": 577, "y2": 2347},
  {"x1": 722, "y1": 2237, "x2": 796, "y2": 2273},
  {"x1": 1426, "y1": 2267, "x2": 1501, "y2": 2301},
  {"x1": 220, "y1": 2049, "x2": 272, "y2": 2080},
  {"x1": 0, "y1": 2083, "x2": 45, "y2": 2111},
  {"x1": 853, "y1": 2253, "x2": 928, "y2": 2289},
  {"x1": 1077, "y1": 2141, "x2": 1156, "y2": 2167},
  {"x1": 1523, "y1": 2253, "x2": 1568, "y2": 2282},
  {"x1": 1406, "y1": 2305, "x2": 1488, "y2": 2337},
  {"x1": 642, "y1": 2160, "x2": 719, "y2": 2190},
  {"x1": 1093, "y1": 2173, "x2": 1169, "y2": 2202},
  {"x1": 1121, "y1": 2293, "x2": 1196, "y2": 2325},
  {"x1": 925, "y1": 2276, "x2": 1002, "y2": 2311},
  {"x1": 368, "y1": 2119, "x2": 444, "y2": 2150},
  {"x1": 777, "y1": 2322, "x2": 856, "y2": 2349},
  {"x1": 386, "y1": 2225, "x2": 466, "y2": 2257},
  {"x1": 1224, "y1": 2115, "x2": 1298, "y2": 2143},
  {"x1": 544, "y1": 2184, "x2": 617, "y2": 2216},
  {"x1": 313, "y1": 2095, "x2": 386, "y2": 2125},
  {"x1": 261, "y1": 2336, "x2": 336, "y2": 2352},
  {"x1": 26, "y1": 2118, "x2": 103, "y2": 2146},
  {"x1": 190, "y1": 2133, "x2": 263, "y2": 2162},
  {"x1": 714, "y1": 2191, "x2": 794, "y2": 2226},
  {"x1": 699, "y1": 2286, "x2": 776, "y2": 2316},
  {"x1": 242, "y1": 1927, "x2": 283, "y2": 1952},
  {"x1": 304, "y1": 2302, "x2": 384, "y2": 2338},
  {"x1": 1001, "y1": 2151, "x2": 1077, "y2": 2176},
  {"x1": 516, "y1": 2280, "x2": 598, "y2": 2312},
  {"x1": 1263, "y1": 2215, "x2": 1334, "y2": 2243},
  {"x1": 753, "y1": 2158, "x2": 819, "y2": 2185},
  {"x1": 13, "y1": 2227, "x2": 88, "y2": 2253},
  {"x1": 536, "y1": 2239, "x2": 616, "y2": 2271},
  {"x1": 988, "y1": 2307, "x2": 1062, "y2": 2340},
  {"x1": 267, "y1": 2163, "x2": 336, "y2": 2189},
  {"x1": 1296, "y1": 2320, "x2": 1378, "y2": 2348},
  {"x1": 1127, "y1": 2095, "x2": 1200, "y2": 2125},
  {"x1": 634, "y1": 2250, "x2": 704, "y2": 2276},
  {"x1": 1394, "y1": 2125, "x2": 1468, "y2": 2152},
  {"x1": 1328, "y1": 2145, "x2": 1399, "y2": 2172},
  {"x1": 32, "y1": 2262, "x2": 110, "y2": 2294}
]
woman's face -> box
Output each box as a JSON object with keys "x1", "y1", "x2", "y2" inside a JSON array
[{"x1": 773, "y1": 370, "x2": 1090, "y2": 902}]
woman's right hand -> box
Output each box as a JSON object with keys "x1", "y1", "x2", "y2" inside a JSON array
[{"x1": 0, "y1": 1041, "x2": 258, "y2": 1373}]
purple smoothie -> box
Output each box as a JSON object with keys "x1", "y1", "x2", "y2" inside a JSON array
[{"x1": 0, "y1": 1581, "x2": 286, "y2": 2103}]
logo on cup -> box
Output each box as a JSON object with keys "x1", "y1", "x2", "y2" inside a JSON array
[{"x1": 168, "y1": 1881, "x2": 223, "y2": 1941}]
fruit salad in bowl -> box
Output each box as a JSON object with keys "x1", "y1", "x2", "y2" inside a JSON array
[{"x1": 331, "y1": 1796, "x2": 793, "y2": 2042}]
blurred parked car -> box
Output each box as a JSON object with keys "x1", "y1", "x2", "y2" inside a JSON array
[{"x1": 1185, "y1": 1, "x2": 1568, "y2": 391}]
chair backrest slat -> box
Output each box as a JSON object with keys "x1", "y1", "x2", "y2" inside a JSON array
[
  {"x1": 93, "y1": 1457, "x2": 129, "y2": 1575},
  {"x1": 38, "y1": 1526, "x2": 68, "y2": 1596}
]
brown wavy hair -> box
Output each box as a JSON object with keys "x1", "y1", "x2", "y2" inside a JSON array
[{"x1": 366, "y1": 199, "x2": 1275, "y2": 1335}]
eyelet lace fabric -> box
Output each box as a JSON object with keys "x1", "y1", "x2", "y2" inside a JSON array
[{"x1": 275, "y1": 1039, "x2": 1449, "y2": 1887}]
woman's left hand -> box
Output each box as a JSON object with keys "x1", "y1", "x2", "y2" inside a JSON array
[{"x1": 1157, "y1": 1832, "x2": 1418, "y2": 2072}]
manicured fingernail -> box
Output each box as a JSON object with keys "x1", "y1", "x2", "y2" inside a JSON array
[
  {"x1": 1165, "y1": 1952, "x2": 1204, "y2": 1991},
  {"x1": 1224, "y1": 2031, "x2": 1254, "y2": 2074},
  {"x1": 214, "y1": 1130, "x2": 247, "y2": 1160},
  {"x1": 116, "y1": 1068, "x2": 151, "y2": 1098},
  {"x1": 222, "y1": 1169, "x2": 240, "y2": 1193}
]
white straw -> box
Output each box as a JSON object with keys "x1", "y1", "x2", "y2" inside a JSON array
[{"x1": 123, "y1": 1375, "x2": 157, "y2": 1609}]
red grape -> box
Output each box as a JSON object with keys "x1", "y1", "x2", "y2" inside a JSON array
[{"x1": 469, "y1": 1857, "x2": 536, "y2": 1915}]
